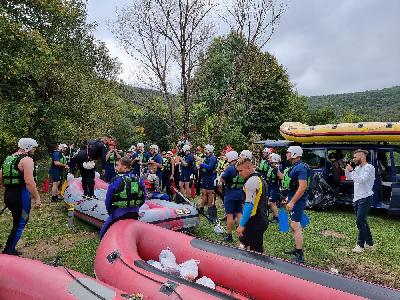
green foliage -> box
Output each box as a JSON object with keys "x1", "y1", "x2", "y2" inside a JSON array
[
  {"x1": 308, "y1": 86, "x2": 400, "y2": 122},
  {"x1": 191, "y1": 32, "x2": 295, "y2": 151}
]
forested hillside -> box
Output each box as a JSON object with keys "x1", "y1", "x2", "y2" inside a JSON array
[{"x1": 308, "y1": 86, "x2": 400, "y2": 122}]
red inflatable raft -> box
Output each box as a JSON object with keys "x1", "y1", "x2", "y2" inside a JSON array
[
  {"x1": 0, "y1": 254, "x2": 132, "y2": 300},
  {"x1": 94, "y1": 220, "x2": 400, "y2": 300}
]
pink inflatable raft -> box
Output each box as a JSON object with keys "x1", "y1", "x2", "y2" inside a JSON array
[{"x1": 63, "y1": 175, "x2": 199, "y2": 231}]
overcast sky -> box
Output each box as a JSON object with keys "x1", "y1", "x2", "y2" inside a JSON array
[{"x1": 87, "y1": 0, "x2": 400, "y2": 96}]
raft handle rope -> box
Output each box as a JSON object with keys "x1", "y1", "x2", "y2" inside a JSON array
[{"x1": 106, "y1": 250, "x2": 184, "y2": 300}]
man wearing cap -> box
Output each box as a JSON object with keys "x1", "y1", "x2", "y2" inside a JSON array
[
  {"x1": 0, "y1": 138, "x2": 41, "y2": 255},
  {"x1": 285, "y1": 145, "x2": 310, "y2": 263},
  {"x1": 149, "y1": 144, "x2": 163, "y2": 185},
  {"x1": 220, "y1": 151, "x2": 243, "y2": 242},
  {"x1": 179, "y1": 144, "x2": 194, "y2": 199},
  {"x1": 199, "y1": 144, "x2": 218, "y2": 218},
  {"x1": 345, "y1": 149, "x2": 375, "y2": 253}
]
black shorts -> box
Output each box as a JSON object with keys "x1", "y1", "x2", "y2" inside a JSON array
[{"x1": 239, "y1": 218, "x2": 268, "y2": 253}]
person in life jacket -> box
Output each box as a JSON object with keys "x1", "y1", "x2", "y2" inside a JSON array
[
  {"x1": 194, "y1": 146, "x2": 204, "y2": 196},
  {"x1": 199, "y1": 144, "x2": 218, "y2": 216},
  {"x1": 162, "y1": 151, "x2": 175, "y2": 199},
  {"x1": 220, "y1": 151, "x2": 244, "y2": 243},
  {"x1": 104, "y1": 140, "x2": 121, "y2": 183},
  {"x1": 179, "y1": 144, "x2": 194, "y2": 200},
  {"x1": 0, "y1": 138, "x2": 41, "y2": 255},
  {"x1": 75, "y1": 136, "x2": 111, "y2": 198},
  {"x1": 258, "y1": 148, "x2": 272, "y2": 182},
  {"x1": 266, "y1": 153, "x2": 282, "y2": 223},
  {"x1": 99, "y1": 157, "x2": 146, "y2": 239},
  {"x1": 149, "y1": 144, "x2": 163, "y2": 185},
  {"x1": 131, "y1": 142, "x2": 150, "y2": 177},
  {"x1": 236, "y1": 156, "x2": 269, "y2": 253},
  {"x1": 143, "y1": 162, "x2": 170, "y2": 201},
  {"x1": 284, "y1": 145, "x2": 310, "y2": 264},
  {"x1": 49, "y1": 144, "x2": 69, "y2": 202}
]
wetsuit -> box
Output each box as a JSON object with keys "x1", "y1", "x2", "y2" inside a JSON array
[
  {"x1": 200, "y1": 154, "x2": 217, "y2": 190},
  {"x1": 131, "y1": 151, "x2": 150, "y2": 177},
  {"x1": 266, "y1": 166, "x2": 281, "y2": 203},
  {"x1": 221, "y1": 164, "x2": 244, "y2": 215},
  {"x1": 162, "y1": 157, "x2": 173, "y2": 198},
  {"x1": 151, "y1": 153, "x2": 163, "y2": 185},
  {"x1": 288, "y1": 161, "x2": 310, "y2": 222},
  {"x1": 50, "y1": 150, "x2": 65, "y2": 183},
  {"x1": 99, "y1": 172, "x2": 146, "y2": 239},
  {"x1": 1, "y1": 154, "x2": 32, "y2": 255},
  {"x1": 104, "y1": 151, "x2": 117, "y2": 183},
  {"x1": 239, "y1": 173, "x2": 269, "y2": 253},
  {"x1": 180, "y1": 152, "x2": 194, "y2": 183}
]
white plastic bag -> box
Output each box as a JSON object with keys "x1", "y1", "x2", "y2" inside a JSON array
[
  {"x1": 195, "y1": 276, "x2": 216, "y2": 289},
  {"x1": 146, "y1": 260, "x2": 163, "y2": 270},
  {"x1": 179, "y1": 259, "x2": 200, "y2": 281},
  {"x1": 159, "y1": 248, "x2": 180, "y2": 276}
]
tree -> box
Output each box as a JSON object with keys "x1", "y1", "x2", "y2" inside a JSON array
[
  {"x1": 114, "y1": 0, "x2": 216, "y2": 139},
  {"x1": 191, "y1": 32, "x2": 295, "y2": 145},
  {"x1": 223, "y1": 0, "x2": 286, "y2": 49}
]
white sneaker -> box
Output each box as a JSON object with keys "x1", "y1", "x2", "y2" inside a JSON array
[
  {"x1": 364, "y1": 243, "x2": 376, "y2": 250},
  {"x1": 352, "y1": 245, "x2": 364, "y2": 253}
]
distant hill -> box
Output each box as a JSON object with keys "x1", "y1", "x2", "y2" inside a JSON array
[{"x1": 308, "y1": 86, "x2": 400, "y2": 121}]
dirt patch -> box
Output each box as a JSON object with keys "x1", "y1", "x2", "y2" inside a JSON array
[
  {"x1": 20, "y1": 231, "x2": 97, "y2": 260},
  {"x1": 320, "y1": 230, "x2": 347, "y2": 239}
]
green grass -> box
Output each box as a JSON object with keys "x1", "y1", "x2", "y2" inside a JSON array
[{"x1": 1, "y1": 189, "x2": 399, "y2": 289}]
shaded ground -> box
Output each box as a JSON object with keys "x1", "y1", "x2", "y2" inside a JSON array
[{"x1": 1, "y1": 188, "x2": 399, "y2": 289}]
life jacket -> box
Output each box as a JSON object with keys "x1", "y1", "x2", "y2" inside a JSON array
[
  {"x1": 107, "y1": 153, "x2": 116, "y2": 164},
  {"x1": 266, "y1": 166, "x2": 278, "y2": 184},
  {"x1": 230, "y1": 175, "x2": 245, "y2": 189},
  {"x1": 243, "y1": 173, "x2": 268, "y2": 220},
  {"x1": 201, "y1": 155, "x2": 216, "y2": 174},
  {"x1": 281, "y1": 167, "x2": 291, "y2": 190},
  {"x1": 60, "y1": 153, "x2": 67, "y2": 165},
  {"x1": 111, "y1": 175, "x2": 144, "y2": 209},
  {"x1": 288, "y1": 162, "x2": 311, "y2": 192},
  {"x1": 217, "y1": 159, "x2": 228, "y2": 173},
  {"x1": 258, "y1": 159, "x2": 269, "y2": 173},
  {"x1": 1, "y1": 154, "x2": 26, "y2": 186},
  {"x1": 163, "y1": 158, "x2": 171, "y2": 172}
]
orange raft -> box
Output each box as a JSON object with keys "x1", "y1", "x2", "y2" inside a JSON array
[
  {"x1": 280, "y1": 122, "x2": 400, "y2": 143},
  {"x1": 94, "y1": 220, "x2": 400, "y2": 300},
  {"x1": 0, "y1": 254, "x2": 132, "y2": 300}
]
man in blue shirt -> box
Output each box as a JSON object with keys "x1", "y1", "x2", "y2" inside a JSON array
[
  {"x1": 285, "y1": 146, "x2": 309, "y2": 263},
  {"x1": 99, "y1": 157, "x2": 146, "y2": 239},
  {"x1": 179, "y1": 144, "x2": 194, "y2": 200},
  {"x1": 50, "y1": 144, "x2": 69, "y2": 202},
  {"x1": 149, "y1": 144, "x2": 163, "y2": 185},
  {"x1": 220, "y1": 151, "x2": 243, "y2": 242},
  {"x1": 199, "y1": 144, "x2": 218, "y2": 220}
]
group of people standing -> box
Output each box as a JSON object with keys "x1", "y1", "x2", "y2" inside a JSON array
[{"x1": 0, "y1": 136, "x2": 376, "y2": 264}]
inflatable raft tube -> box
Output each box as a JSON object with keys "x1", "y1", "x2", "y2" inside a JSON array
[
  {"x1": 63, "y1": 178, "x2": 199, "y2": 230},
  {"x1": 0, "y1": 254, "x2": 132, "y2": 300},
  {"x1": 94, "y1": 220, "x2": 400, "y2": 300},
  {"x1": 280, "y1": 122, "x2": 400, "y2": 143}
]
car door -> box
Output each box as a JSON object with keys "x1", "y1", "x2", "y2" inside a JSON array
[{"x1": 388, "y1": 149, "x2": 400, "y2": 215}]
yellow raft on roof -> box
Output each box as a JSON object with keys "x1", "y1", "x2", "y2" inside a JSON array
[{"x1": 280, "y1": 122, "x2": 400, "y2": 143}]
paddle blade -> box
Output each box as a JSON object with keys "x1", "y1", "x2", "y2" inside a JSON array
[
  {"x1": 41, "y1": 176, "x2": 50, "y2": 193},
  {"x1": 300, "y1": 212, "x2": 310, "y2": 228},
  {"x1": 278, "y1": 208, "x2": 290, "y2": 233}
]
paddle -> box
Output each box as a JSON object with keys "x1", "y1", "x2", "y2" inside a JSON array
[
  {"x1": 172, "y1": 187, "x2": 225, "y2": 234},
  {"x1": 278, "y1": 208, "x2": 290, "y2": 233}
]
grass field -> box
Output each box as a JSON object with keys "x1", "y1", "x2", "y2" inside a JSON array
[{"x1": 0, "y1": 189, "x2": 399, "y2": 290}]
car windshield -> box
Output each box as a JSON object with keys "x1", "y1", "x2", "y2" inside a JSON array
[{"x1": 302, "y1": 149, "x2": 326, "y2": 169}]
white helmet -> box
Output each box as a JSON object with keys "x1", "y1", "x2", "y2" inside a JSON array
[
  {"x1": 240, "y1": 150, "x2": 252, "y2": 160},
  {"x1": 58, "y1": 144, "x2": 67, "y2": 151},
  {"x1": 128, "y1": 145, "x2": 136, "y2": 152},
  {"x1": 205, "y1": 144, "x2": 214, "y2": 153},
  {"x1": 18, "y1": 138, "x2": 38, "y2": 152},
  {"x1": 182, "y1": 144, "x2": 191, "y2": 152},
  {"x1": 287, "y1": 146, "x2": 303, "y2": 158},
  {"x1": 137, "y1": 142, "x2": 144, "y2": 148},
  {"x1": 270, "y1": 153, "x2": 281, "y2": 163},
  {"x1": 225, "y1": 151, "x2": 239, "y2": 163},
  {"x1": 262, "y1": 147, "x2": 271, "y2": 153},
  {"x1": 150, "y1": 144, "x2": 159, "y2": 152}
]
